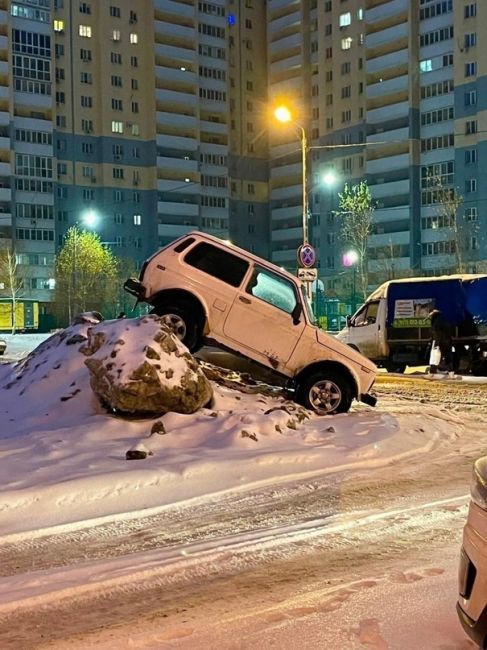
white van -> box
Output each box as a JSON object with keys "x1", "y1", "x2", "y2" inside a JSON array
[{"x1": 125, "y1": 232, "x2": 377, "y2": 415}]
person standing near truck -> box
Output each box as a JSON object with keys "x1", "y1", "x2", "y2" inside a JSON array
[{"x1": 429, "y1": 308, "x2": 455, "y2": 373}]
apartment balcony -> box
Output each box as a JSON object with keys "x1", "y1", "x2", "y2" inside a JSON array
[
  {"x1": 157, "y1": 133, "x2": 197, "y2": 151},
  {"x1": 268, "y1": 10, "x2": 300, "y2": 36},
  {"x1": 268, "y1": 0, "x2": 300, "y2": 13},
  {"x1": 271, "y1": 161, "x2": 301, "y2": 178},
  {"x1": 366, "y1": 22, "x2": 408, "y2": 49},
  {"x1": 154, "y1": 0, "x2": 195, "y2": 20},
  {"x1": 0, "y1": 162, "x2": 11, "y2": 176},
  {"x1": 155, "y1": 42, "x2": 196, "y2": 63},
  {"x1": 367, "y1": 101, "x2": 409, "y2": 125},
  {"x1": 367, "y1": 74, "x2": 408, "y2": 99},
  {"x1": 272, "y1": 226, "x2": 302, "y2": 242},
  {"x1": 157, "y1": 111, "x2": 197, "y2": 130},
  {"x1": 369, "y1": 231, "x2": 410, "y2": 248},
  {"x1": 156, "y1": 21, "x2": 195, "y2": 42},
  {"x1": 374, "y1": 206, "x2": 410, "y2": 223},
  {"x1": 158, "y1": 178, "x2": 200, "y2": 193},
  {"x1": 156, "y1": 88, "x2": 197, "y2": 106},
  {"x1": 269, "y1": 31, "x2": 302, "y2": 56},
  {"x1": 14, "y1": 91, "x2": 51, "y2": 109},
  {"x1": 367, "y1": 152, "x2": 409, "y2": 174},
  {"x1": 367, "y1": 126, "x2": 409, "y2": 145},
  {"x1": 0, "y1": 60, "x2": 8, "y2": 76},
  {"x1": 271, "y1": 183, "x2": 301, "y2": 201},
  {"x1": 271, "y1": 205, "x2": 300, "y2": 221},
  {"x1": 0, "y1": 84, "x2": 9, "y2": 101},
  {"x1": 420, "y1": 148, "x2": 455, "y2": 166},
  {"x1": 0, "y1": 135, "x2": 10, "y2": 151},
  {"x1": 157, "y1": 201, "x2": 199, "y2": 218},
  {"x1": 370, "y1": 178, "x2": 410, "y2": 199},
  {"x1": 366, "y1": 48, "x2": 409, "y2": 74},
  {"x1": 157, "y1": 155, "x2": 198, "y2": 173},
  {"x1": 157, "y1": 65, "x2": 197, "y2": 86},
  {"x1": 0, "y1": 35, "x2": 7, "y2": 51},
  {"x1": 270, "y1": 54, "x2": 302, "y2": 77},
  {"x1": 200, "y1": 119, "x2": 227, "y2": 135},
  {"x1": 367, "y1": 0, "x2": 408, "y2": 25}
]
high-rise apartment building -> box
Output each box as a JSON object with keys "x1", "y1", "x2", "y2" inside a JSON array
[{"x1": 0, "y1": 0, "x2": 486, "y2": 324}]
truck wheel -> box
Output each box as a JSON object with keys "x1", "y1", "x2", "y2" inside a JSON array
[
  {"x1": 150, "y1": 302, "x2": 201, "y2": 352},
  {"x1": 297, "y1": 370, "x2": 353, "y2": 415}
]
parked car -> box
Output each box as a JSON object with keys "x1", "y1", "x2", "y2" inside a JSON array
[
  {"x1": 124, "y1": 232, "x2": 377, "y2": 415},
  {"x1": 457, "y1": 456, "x2": 487, "y2": 647},
  {"x1": 0, "y1": 338, "x2": 6, "y2": 355}
]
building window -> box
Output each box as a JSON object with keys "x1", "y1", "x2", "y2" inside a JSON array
[
  {"x1": 111, "y1": 120, "x2": 123, "y2": 133},
  {"x1": 131, "y1": 78, "x2": 138, "y2": 90},
  {"x1": 111, "y1": 52, "x2": 122, "y2": 64},
  {"x1": 464, "y1": 33, "x2": 477, "y2": 49},
  {"x1": 112, "y1": 98, "x2": 123, "y2": 110},
  {"x1": 465, "y1": 179, "x2": 477, "y2": 193},
  {"x1": 56, "y1": 115, "x2": 66, "y2": 127},
  {"x1": 113, "y1": 167, "x2": 124, "y2": 179},
  {"x1": 465, "y1": 90, "x2": 477, "y2": 106},
  {"x1": 130, "y1": 56, "x2": 138, "y2": 67},
  {"x1": 81, "y1": 95, "x2": 92, "y2": 107},
  {"x1": 341, "y1": 37, "x2": 352, "y2": 50},
  {"x1": 130, "y1": 33, "x2": 138, "y2": 44},
  {"x1": 82, "y1": 165, "x2": 93, "y2": 177},
  {"x1": 465, "y1": 62, "x2": 477, "y2": 77},
  {"x1": 465, "y1": 3, "x2": 477, "y2": 18},
  {"x1": 54, "y1": 20, "x2": 64, "y2": 32},
  {"x1": 80, "y1": 48, "x2": 92, "y2": 61},
  {"x1": 81, "y1": 71, "x2": 92, "y2": 83},
  {"x1": 339, "y1": 12, "x2": 351, "y2": 27},
  {"x1": 465, "y1": 207, "x2": 478, "y2": 221},
  {"x1": 79, "y1": 2, "x2": 91, "y2": 14},
  {"x1": 341, "y1": 85, "x2": 351, "y2": 98},
  {"x1": 465, "y1": 148, "x2": 477, "y2": 164},
  {"x1": 79, "y1": 25, "x2": 91, "y2": 37},
  {"x1": 466, "y1": 120, "x2": 477, "y2": 134},
  {"x1": 110, "y1": 5, "x2": 121, "y2": 17},
  {"x1": 81, "y1": 119, "x2": 93, "y2": 133},
  {"x1": 112, "y1": 29, "x2": 121, "y2": 41},
  {"x1": 133, "y1": 214, "x2": 141, "y2": 225}
]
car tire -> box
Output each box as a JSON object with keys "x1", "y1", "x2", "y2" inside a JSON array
[
  {"x1": 297, "y1": 370, "x2": 353, "y2": 415},
  {"x1": 150, "y1": 302, "x2": 201, "y2": 352}
]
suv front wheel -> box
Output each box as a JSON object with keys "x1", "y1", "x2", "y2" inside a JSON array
[
  {"x1": 297, "y1": 370, "x2": 353, "y2": 415},
  {"x1": 150, "y1": 302, "x2": 201, "y2": 352}
]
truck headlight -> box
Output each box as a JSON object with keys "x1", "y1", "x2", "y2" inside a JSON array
[{"x1": 471, "y1": 459, "x2": 487, "y2": 511}]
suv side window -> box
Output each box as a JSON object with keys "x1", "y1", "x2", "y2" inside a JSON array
[
  {"x1": 184, "y1": 242, "x2": 249, "y2": 287},
  {"x1": 246, "y1": 266, "x2": 298, "y2": 314}
]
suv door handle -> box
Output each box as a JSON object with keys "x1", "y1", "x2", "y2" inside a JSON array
[{"x1": 239, "y1": 296, "x2": 252, "y2": 304}]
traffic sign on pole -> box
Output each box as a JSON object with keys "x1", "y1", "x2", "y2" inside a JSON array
[{"x1": 297, "y1": 243, "x2": 316, "y2": 268}]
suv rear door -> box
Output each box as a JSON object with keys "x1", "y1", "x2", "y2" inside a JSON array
[{"x1": 223, "y1": 265, "x2": 306, "y2": 370}]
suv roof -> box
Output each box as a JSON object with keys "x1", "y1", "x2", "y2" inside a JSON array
[{"x1": 151, "y1": 231, "x2": 305, "y2": 288}]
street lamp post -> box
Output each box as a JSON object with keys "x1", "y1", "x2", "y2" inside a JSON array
[
  {"x1": 274, "y1": 106, "x2": 309, "y2": 246},
  {"x1": 342, "y1": 249, "x2": 359, "y2": 314}
]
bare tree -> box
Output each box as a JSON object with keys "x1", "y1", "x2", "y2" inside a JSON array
[
  {"x1": 0, "y1": 247, "x2": 24, "y2": 334},
  {"x1": 336, "y1": 181, "x2": 374, "y2": 300}
]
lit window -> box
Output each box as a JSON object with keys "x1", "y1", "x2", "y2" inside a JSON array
[
  {"x1": 341, "y1": 37, "x2": 352, "y2": 50},
  {"x1": 112, "y1": 29, "x2": 121, "y2": 41},
  {"x1": 130, "y1": 33, "x2": 138, "y2": 44},
  {"x1": 111, "y1": 120, "x2": 123, "y2": 133},
  {"x1": 420, "y1": 59, "x2": 433, "y2": 73},
  {"x1": 133, "y1": 214, "x2": 141, "y2": 225},
  {"x1": 79, "y1": 24, "x2": 92, "y2": 37},
  {"x1": 339, "y1": 12, "x2": 351, "y2": 27},
  {"x1": 54, "y1": 20, "x2": 64, "y2": 32}
]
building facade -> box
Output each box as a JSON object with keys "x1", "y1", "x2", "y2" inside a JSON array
[{"x1": 0, "y1": 0, "x2": 486, "y2": 321}]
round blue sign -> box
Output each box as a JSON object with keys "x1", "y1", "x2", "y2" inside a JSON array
[{"x1": 297, "y1": 243, "x2": 316, "y2": 268}]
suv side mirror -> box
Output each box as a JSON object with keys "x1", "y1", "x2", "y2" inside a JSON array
[
  {"x1": 291, "y1": 303, "x2": 303, "y2": 325},
  {"x1": 346, "y1": 314, "x2": 352, "y2": 328}
]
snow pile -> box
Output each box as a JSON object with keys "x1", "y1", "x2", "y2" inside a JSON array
[{"x1": 0, "y1": 319, "x2": 460, "y2": 538}]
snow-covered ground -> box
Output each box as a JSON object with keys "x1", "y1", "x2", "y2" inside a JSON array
[{"x1": 0, "y1": 322, "x2": 485, "y2": 648}]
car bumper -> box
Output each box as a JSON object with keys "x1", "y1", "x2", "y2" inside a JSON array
[
  {"x1": 457, "y1": 502, "x2": 487, "y2": 647},
  {"x1": 124, "y1": 278, "x2": 145, "y2": 300},
  {"x1": 360, "y1": 392, "x2": 377, "y2": 407},
  {"x1": 456, "y1": 602, "x2": 487, "y2": 647}
]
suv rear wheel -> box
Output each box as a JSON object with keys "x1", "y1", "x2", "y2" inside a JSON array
[
  {"x1": 297, "y1": 370, "x2": 353, "y2": 415},
  {"x1": 150, "y1": 302, "x2": 201, "y2": 352}
]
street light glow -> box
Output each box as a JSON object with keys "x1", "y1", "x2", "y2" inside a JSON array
[
  {"x1": 274, "y1": 106, "x2": 292, "y2": 123},
  {"x1": 342, "y1": 250, "x2": 359, "y2": 267},
  {"x1": 323, "y1": 171, "x2": 338, "y2": 187},
  {"x1": 82, "y1": 210, "x2": 97, "y2": 228}
]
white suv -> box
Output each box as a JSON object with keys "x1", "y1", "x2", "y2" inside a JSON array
[{"x1": 124, "y1": 232, "x2": 377, "y2": 415}]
